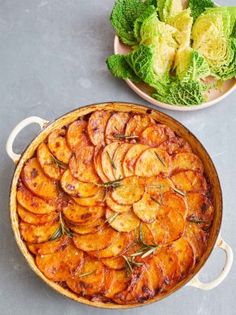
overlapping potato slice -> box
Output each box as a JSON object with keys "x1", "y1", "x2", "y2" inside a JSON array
[
  {"x1": 135, "y1": 148, "x2": 170, "y2": 177},
  {"x1": 123, "y1": 144, "x2": 148, "y2": 177},
  {"x1": 133, "y1": 193, "x2": 160, "y2": 223},
  {"x1": 17, "y1": 204, "x2": 58, "y2": 225},
  {"x1": 171, "y1": 153, "x2": 204, "y2": 173},
  {"x1": 105, "y1": 270, "x2": 129, "y2": 299},
  {"x1": 68, "y1": 218, "x2": 105, "y2": 235},
  {"x1": 36, "y1": 243, "x2": 84, "y2": 281},
  {"x1": 125, "y1": 114, "x2": 155, "y2": 137},
  {"x1": 62, "y1": 200, "x2": 105, "y2": 224},
  {"x1": 101, "y1": 256, "x2": 125, "y2": 270},
  {"x1": 105, "y1": 112, "x2": 130, "y2": 144},
  {"x1": 101, "y1": 142, "x2": 120, "y2": 181},
  {"x1": 139, "y1": 223, "x2": 156, "y2": 245},
  {"x1": 93, "y1": 146, "x2": 109, "y2": 182},
  {"x1": 69, "y1": 146, "x2": 99, "y2": 183},
  {"x1": 145, "y1": 176, "x2": 173, "y2": 196},
  {"x1": 17, "y1": 183, "x2": 56, "y2": 214},
  {"x1": 48, "y1": 128, "x2": 72, "y2": 164},
  {"x1": 73, "y1": 187, "x2": 105, "y2": 206},
  {"x1": 37, "y1": 143, "x2": 62, "y2": 180},
  {"x1": 112, "y1": 143, "x2": 132, "y2": 179},
  {"x1": 111, "y1": 176, "x2": 144, "y2": 205},
  {"x1": 157, "y1": 191, "x2": 187, "y2": 217},
  {"x1": 87, "y1": 110, "x2": 111, "y2": 146},
  {"x1": 106, "y1": 208, "x2": 140, "y2": 232},
  {"x1": 60, "y1": 169, "x2": 99, "y2": 197},
  {"x1": 106, "y1": 192, "x2": 131, "y2": 213},
  {"x1": 171, "y1": 238, "x2": 195, "y2": 277},
  {"x1": 21, "y1": 158, "x2": 58, "y2": 200},
  {"x1": 28, "y1": 235, "x2": 69, "y2": 255},
  {"x1": 171, "y1": 170, "x2": 207, "y2": 193},
  {"x1": 73, "y1": 225, "x2": 117, "y2": 251},
  {"x1": 20, "y1": 221, "x2": 60, "y2": 243},
  {"x1": 158, "y1": 136, "x2": 192, "y2": 155},
  {"x1": 140, "y1": 124, "x2": 175, "y2": 147},
  {"x1": 66, "y1": 256, "x2": 105, "y2": 296},
  {"x1": 66, "y1": 120, "x2": 90, "y2": 151},
  {"x1": 163, "y1": 211, "x2": 185, "y2": 243},
  {"x1": 146, "y1": 220, "x2": 166, "y2": 244}
]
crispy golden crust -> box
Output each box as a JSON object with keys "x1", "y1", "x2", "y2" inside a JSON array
[{"x1": 16, "y1": 110, "x2": 214, "y2": 305}]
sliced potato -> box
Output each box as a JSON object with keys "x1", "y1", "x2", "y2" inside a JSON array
[
  {"x1": 73, "y1": 187, "x2": 105, "y2": 206},
  {"x1": 146, "y1": 220, "x2": 166, "y2": 245},
  {"x1": 101, "y1": 256, "x2": 125, "y2": 270},
  {"x1": 17, "y1": 183, "x2": 56, "y2": 214},
  {"x1": 140, "y1": 124, "x2": 175, "y2": 147},
  {"x1": 60, "y1": 169, "x2": 99, "y2": 197},
  {"x1": 171, "y1": 170, "x2": 207, "y2": 193},
  {"x1": 145, "y1": 176, "x2": 173, "y2": 196},
  {"x1": 73, "y1": 225, "x2": 117, "y2": 251},
  {"x1": 87, "y1": 110, "x2": 111, "y2": 146},
  {"x1": 93, "y1": 146, "x2": 109, "y2": 183},
  {"x1": 135, "y1": 148, "x2": 170, "y2": 177},
  {"x1": 112, "y1": 176, "x2": 144, "y2": 205},
  {"x1": 158, "y1": 136, "x2": 192, "y2": 155},
  {"x1": 171, "y1": 238, "x2": 195, "y2": 276},
  {"x1": 106, "y1": 208, "x2": 140, "y2": 232},
  {"x1": 48, "y1": 128, "x2": 72, "y2": 164},
  {"x1": 62, "y1": 201, "x2": 105, "y2": 224},
  {"x1": 171, "y1": 152, "x2": 204, "y2": 173},
  {"x1": 125, "y1": 114, "x2": 155, "y2": 137},
  {"x1": 69, "y1": 146, "x2": 99, "y2": 183},
  {"x1": 101, "y1": 142, "x2": 119, "y2": 181},
  {"x1": 17, "y1": 204, "x2": 58, "y2": 225},
  {"x1": 112, "y1": 143, "x2": 132, "y2": 179},
  {"x1": 163, "y1": 211, "x2": 185, "y2": 243},
  {"x1": 66, "y1": 120, "x2": 90, "y2": 151},
  {"x1": 37, "y1": 143, "x2": 62, "y2": 180},
  {"x1": 139, "y1": 223, "x2": 156, "y2": 245},
  {"x1": 27, "y1": 235, "x2": 69, "y2": 255},
  {"x1": 105, "y1": 112, "x2": 130, "y2": 144},
  {"x1": 21, "y1": 158, "x2": 58, "y2": 200},
  {"x1": 20, "y1": 221, "x2": 60, "y2": 243},
  {"x1": 157, "y1": 191, "x2": 187, "y2": 218},
  {"x1": 133, "y1": 192, "x2": 160, "y2": 223},
  {"x1": 106, "y1": 192, "x2": 131, "y2": 213},
  {"x1": 36, "y1": 243, "x2": 84, "y2": 281},
  {"x1": 66, "y1": 256, "x2": 105, "y2": 296},
  {"x1": 123, "y1": 144, "x2": 148, "y2": 177},
  {"x1": 68, "y1": 218, "x2": 105, "y2": 235},
  {"x1": 105, "y1": 270, "x2": 129, "y2": 299}
]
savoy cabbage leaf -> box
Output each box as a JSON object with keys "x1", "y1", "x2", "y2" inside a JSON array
[{"x1": 189, "y1": 0, "x2": 215, "y2": 21}]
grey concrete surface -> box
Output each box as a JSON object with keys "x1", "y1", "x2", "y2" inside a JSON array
[{"x1": 0, "y1": 1, "x2": 235, "y2": 314}]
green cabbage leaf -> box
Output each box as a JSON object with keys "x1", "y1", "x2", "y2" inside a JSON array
[
  {"x1": 189, "y1": 0, "x2": 215, "y2": 21},
  {"x1": 157, "y1": 0, "x2": 183, "y2": 22}
]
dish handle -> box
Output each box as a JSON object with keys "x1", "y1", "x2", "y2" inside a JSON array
[
  {"x1": 6, "y1": 116, "x2": 49, "y2": 163},
  {"x1": 187, "y1": 235, "x2": 233, "y2": 290}
]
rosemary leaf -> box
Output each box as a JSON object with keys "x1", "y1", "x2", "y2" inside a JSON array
[
  {"x1": 114, "y1": 134, "x2": 139, "y2": 140},
  {"x1": 150, "y1": 196, "x2": 161, "y2": 206},
  {"x1": 122, "y1": 255, "x2": 133, "y2": 274},
  {"x1": 98, "y1": 179, "x2": 122, "y2": 189},
  {"x1": 50, "y1": 226, "x2": 62, "y2": 241},
  {"x1": 105, "y1": 212, "x2": 119, "y2": 224},
  {"x1": 187, "y1": 215, "x2": 206, "y2": 224},
  {"x1": 141, "y1": 247, "x2": 157, "y2": 258},
  {"x1": 79, "y1": 270, "x2": 95, "y2": 278},
  {"x1": 154, "y1": 152, "x2": 166, "y2": 166},
  {"x1": 172, "y1": 187, "x2": 186, "y2": 197},
  {"x1": 52, "y1": 157, "x2": 67, "y2": 169},
  {"x1": 106, "y1": 151, "x2": 116, "y2": 169}
]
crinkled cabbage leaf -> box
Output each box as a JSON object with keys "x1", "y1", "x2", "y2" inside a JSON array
[
  {"x1": 189, "y1": 0, "x2": 215, "y2": 21},
  {"x1": 157, "y1": 0, "x2": 183, "y2": 22}
]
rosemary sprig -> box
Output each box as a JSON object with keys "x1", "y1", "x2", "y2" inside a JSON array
[
  {"x1": 122, "y1": 255, "x2": 144, "y2": 275},
  {"x1": 79, "y1": 270, "x2": 95, "y2": 278},
  {"x1": 187, "y1": 215, "x2": 206, "y2": 225},
  {"x1": 52, "y1": 156, "x2": 67, "y2": 169},
  {"x1": 154, "y1": 152, "x2": 166, "y2": 166},
  {"x1": 114, "y1": 134, "x2": 139, "y2": 140},
  {"x1": 97, "y1": 179, "x2": 122, "y2": 189},
  {"x1": 172, "y1": 187, "x2": 186, "y2": 197},
  {"x1": 106, "y1": 151, "x2": 116, "y2": 169},
  {"x1": 105, "y1": 212, "x2": 119, "y2": 224},
  {"x1": 50, "y1": 212, "x2": 73, "y2": 240}
]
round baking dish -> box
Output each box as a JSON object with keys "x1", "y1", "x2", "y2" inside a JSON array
[{"x1": 6, "y1": 102, "x2": 233, "y2": 308}]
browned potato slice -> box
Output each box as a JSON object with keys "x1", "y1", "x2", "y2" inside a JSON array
[
  {"x1": 87, "y1": 110, "x2": 111, "y2": 146},
  {"x1": 146, "y1": 220, "x2": 166, "y2": 244},
  {"x1": 106, "y1": 208, "x2": 140, "y2": 232},
  {"x1": 125, "y1": 114, "x2": 155, "y2": 137},
  {"x1": 112, "y1": 176, "x2": 144, "y2": 205},
  {"x1": 171, "y1": 153, "x2": 204, "y2": 173},
  {"x1": 135, "y1": 148, "x2": 170, "y2": 177},
  {"x1": 73, "y1": 187, "x2": 105, "y2": 206},
  {"x1": 139, "y1": 223, "x2": 156, "y2": 245},
  {"x1": 101, "y1": 256, "x2": 125, "y2": 270},
  {"x1": 140, "y1": 124, "x2": 175, "y2": 147},
  {"x1": 123, "y1": 144, "x2": 148, "y2": 177},
  {"x1": 112, "y1": 143, "x2": 132, "y2": 179},
  {"x1": 93, "y1": 146, "x2": 109, "y2": 182},
  {"x1": 101, "y1": 142, "x2": 119, "y2": 181},
  {"x1": 66, "y1": 256, "x2": 105, "y2": 296},
  {"x1": 36, "y1": 243, "x2": 84, "y2": 281},
  {"x1": 171, "y1": 238, "x2": 195, "y2": 276},
  {"x1": 17, "y1": 204, "x2": 58, "y2": 225},
  {"x1": 133, "y1": 193, "x2": 160, "y2": 223},
  {"x1": 69, "y1": 146, "x2": 99, "y2": 183},
  {"x1": 37, "y1": 143, "x2": 62, "y2": 180},
  {"x1": 27, "y1": 235, "x2": 69, "y2": 255},
  {"x1": 60, "y1": 169, "x2": 99, "y2": 197},
  {"x1": 158, "y1": 136, "x2": 192, "y2": 155},
  {"x1": 66, "y1": 120, "x2": 90, "y2": 152},
  {"x1": 21, "y1": 158, "x2": 58, "y2": 200},
  {"x1": 105, "y1": 112, "x2": 130, "y2": 144},
  {"x1": 145, "y1": 176, "x2": 173, "y2": 196},
  {"x1": 20, "y1": 221, "x2": 60, "y2": 243},
  {"x1": 171, "y1": 170, "x2": 207, "y2": 193},
  {"x1": 73, "y1": 225, "x2": 117, "y2": 251},
  {"x1": 163, "y1": 211, "x2": 185, "y2": 243},
  {"x1": 17, "y1": 183, "x2": 56, "y2": 214},
  {"x1": 105, "y1": 270, "x2": 129, "y2": 299},
  {"x1": 157, "y1": 191, "x2": 187, "y2": 218},
  {"x1": 106, "y1": 192, "x2": 131, "y2": 213},
  {"x1": 48, "y1": 128, "x2": 72, "y2": 164},
  {"x1": 68, "y1": 218, "x2": 105, "y2": 235},
  {"x1": 62, "y1": 201, "x2": 105, "y2": 224}
]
